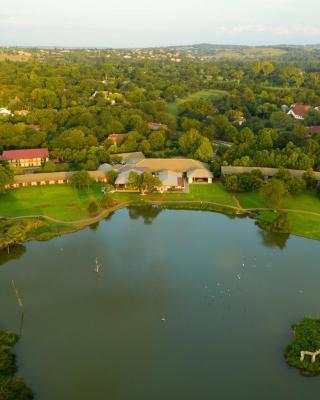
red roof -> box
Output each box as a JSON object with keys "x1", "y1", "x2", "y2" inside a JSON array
[
  {"x1": 108, "y1": 133, "x2": 128, "y2": 144},
  {"x1": 308, "y1": 126, "x2": 320, "y2": 134},
  {"x1": 147, "y1": 122, "x2": 168, "y2": 130},
  {"x1": 1, "y1": 148, "x2": 49, "y2": 161},
  {"x1": 290, "y1": 104, "x2": 312, "y2": 117}
]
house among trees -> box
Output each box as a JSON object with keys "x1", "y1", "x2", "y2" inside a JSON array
[
  {"x1": 114, "y1": 158, "x2": 213, "y2": 190},
  {"x1": 0, "y1": 107, "x2": 12, "y2": 116},
  {"x1": 287, "y1": 104, "x2": 312, "y2": 120},
  {"x1": 1, "y1": 148, "x2": 49, "y2": 168},
  {"x1": 108, "y1": 133, "x2": 129, "y2": 146},
  {"x1": 308, "y1": 126, "x2": 320, "y2": 135},
  {"x1": 147, "y1": 122, "x2": 168, "y2": 131}
]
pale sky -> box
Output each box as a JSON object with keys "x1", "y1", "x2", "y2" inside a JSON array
[{"x1": 0, "y1": 0, "x2": 319, "y2": 47}]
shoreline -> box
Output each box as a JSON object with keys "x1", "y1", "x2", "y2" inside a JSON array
[{"x1": 1, "y1": 199, "x2": 319, "y2": 251}]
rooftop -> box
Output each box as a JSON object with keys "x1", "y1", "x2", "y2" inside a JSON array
[{"x1": 1, "y1": 148, "x2": 49, "y2": 161}]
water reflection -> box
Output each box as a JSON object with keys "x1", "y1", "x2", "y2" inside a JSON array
[
  {"x1": 128, "y1": 205, "x2": 163, "y2": 224},
  {"x1": 0, "y1": 245, "x2": 26, "y2": 266},
  {"x1": 259, "y1": 230, "x2": 290, "y2": 249}
]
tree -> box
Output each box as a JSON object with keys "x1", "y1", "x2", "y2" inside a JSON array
[
  {"x1": 222, "y1": 175, "x2": 239, "y2": 192},
  {"x1": 70, "y1": 170, "x2": 93, "y2": 189},
  {"x1": 194, "y1": 137, "x2": 214, "y2": 163},
  {"x1": 261, "y1": 179, "x2": 287, "y2": 210},
  {"x1": 87, "y1": 201, "x2": 99, "y2": 215},
  {"x1": 149, "y1": 130, "x2": 166, "y2": 150},
  {"x1": 0, "y1": 225, "x2": 26, "y2": 254},
  {"x1": 105, "y1": 170, "x2": 118, "y2": 185},
  {"x1": 128, "y1": 171, "x2": 161, "y2": 194},
  {"x1": 302, "y1": 170, "x2": 318, "y2": 189},
  {"x1": 0, "y1": 165, "x2": 13, "y2": 193}
]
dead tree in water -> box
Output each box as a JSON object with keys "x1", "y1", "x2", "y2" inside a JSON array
[
  {"x1": 11, "y1": 280, "x2": 23, "y2": 308},
  {"x1": 95, "y1": 258, "x2": 102, "y2": 274}
]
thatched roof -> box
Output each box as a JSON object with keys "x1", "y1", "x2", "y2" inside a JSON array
[
  {"x1": 221, "y1": 166, "x2": 320, "y2": 180},
  {"x1": 13, "y1": 171, "x2": 106, "y2": 184},
  {"x1": 136, "y1": 158, "x2": 210, "y2": 173}
]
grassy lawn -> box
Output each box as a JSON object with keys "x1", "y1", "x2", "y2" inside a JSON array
[
  {"x1": 282, "y1": 190, "x2": 320, "y2": 213},
  {"x1": 287, "y1": 212, "x2": 320, "y2": 241},
  {"x1": 236, "y1": 190, "x2": 320, "y2": 214},
  {"x1": 167, "y1": 89, "x2": 228, "y2": 115},
  {"x1": 0, "y1": 184, "x2": 105, "y2": 221},
  {"x1": 236, "y1": 191, "x2": 267, "y2": 209}
]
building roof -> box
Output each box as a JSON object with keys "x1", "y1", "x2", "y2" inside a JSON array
[
  {"x1": 147, "y1": 122, "x2": 168, "y2": 131},
  {"x1": 98, "y1": 163, "x2": 113, "y2": 173},
  {"x1": 157, "y1": 170, "x2": 183, "y2": 187},
  {"x1": 108, "y1": 133, "x2": 129, "y2": 143},
  {"x1": 12, "y1": 170, "x2": 106, "y2": 184},
  {"x1": 289, "y1": 104, "x2": 312, "y2": 118},
  {"x1": 221, "y1": 166, "x2": 320, "y2": 180},
  {"x1": 115, "y1": 168, "x2": 145, "y2": 185},
  {"x1": 308, "y1": 126, "x2": 320, "y2": 135},
  {"x1": 136, "y1": 158, "x2": 209, "y2": 173},
  {"x1": 1, "y1": 148, "x2": 49, "y2": 161},
  {"x1": 113, "y1": 152, "x2": 145, "y2": 165},
  {"x1": 187, "y1": 168, "x2": 213, "y2": 178}
]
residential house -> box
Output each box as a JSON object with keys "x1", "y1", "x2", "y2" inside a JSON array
[
  {"x1": 114, "y1": 167, "x2": 147, "y2": 189},
  {"x1": 108, "y1": 133, "x2": 129, "y2": 146},
  {"x1": 0, "y1": 108, "x2": 12, "y2": 116},
  {"x1": 156, "y1": 170, "x2": 184, "y2": 192},
  {"x1": 287, "y1": 104, "x2": 312, "y2": 120},
  {"x1": 147, "y1": 122, "x2": 168, "y2": 131},
  {"x1": 1, "y1": 148, "x2": 49, "y2": 168}
]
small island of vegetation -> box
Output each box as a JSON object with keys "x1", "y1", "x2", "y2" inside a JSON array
[
  {"x1": 0, "y1": 329, "x2": 33, "y2": 399},
  {"x1": 285, "y1": 317, "x2": 320, "y2": 376}
]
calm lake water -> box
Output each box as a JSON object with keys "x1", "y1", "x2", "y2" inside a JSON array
[{"x1": 0, "y1": 207, "x2": 320, "y2": 399}]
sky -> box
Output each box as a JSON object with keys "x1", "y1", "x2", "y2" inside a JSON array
[{"x1": 0, "y1": 0, "x2": 319, "y2": 47}]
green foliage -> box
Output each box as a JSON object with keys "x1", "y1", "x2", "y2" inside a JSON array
[
  {"x1": 0, "y1": 165, "x2": 13, "y2": 193},
  {"x1": 105, "y1": 170, "x2": 118, "y2": 185},
  {"x1": 70, "y1": 170, "x2": 93, "y2": 189},
  {"x1": 0, "y1": 330, "x2": 33, "y2": 399},
  {"x1": 285, "y1": 317, "x2": 320, "y2": 375},
  {"x1": 128, "y1": 171, "x2": 162, "y2": 194},
  {"x1": 222, "y1": 171, "x2": 265, "y2": 192},
  {"x1": 179, "y1": 129, "x2": 213, "y2": 162},
  {"x1": 87, "y1": 201, "x2": 99, "y2": 215},
  {"x1": 261, "y1": 178, "x2": 287, "y2": 209},
  {"x1": 100, "y1": 193, "x2": 117, "y2": 209}
]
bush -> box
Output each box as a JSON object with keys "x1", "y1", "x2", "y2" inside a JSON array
[
  {"x1": 87, "y1": 201, "x2": 99, "y2": 215},
  {"x1": 0, "y1": 330, "x2": 33, "y2": 399},
  {"x1": 303, "y1": 170, "x2": 318, "y2": 190},
  {"x1": 100, "y1": 194, "x2": 117, "y2": 209},
  {"x1": 105, "y1": 170, "x2": 118, "y2": 185},
  {"x1": 0, "y1": 376, "x2": 34, "y2": 400},
  {"x1": 285, "y1": 317, "x2": 320, "y2": 375},
  {"x1": 70, "y1": 170, "x2": 94, "y2": 189},
  {"x1": 276, "y1": 169, "x2": 306, "y2": 195}
]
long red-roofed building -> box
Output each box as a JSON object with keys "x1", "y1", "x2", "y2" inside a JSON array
[{"x1": 1, "y1": 148, "x2": 49, "y2": 168}]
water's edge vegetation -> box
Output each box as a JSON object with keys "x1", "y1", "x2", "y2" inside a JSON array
[{"x1": 0, "y1": 330, "x2": 33, "y2": 399}]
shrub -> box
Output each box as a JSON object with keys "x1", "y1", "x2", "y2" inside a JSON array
[
  {"x1": 100, "y1": 194, "x2": 117, "y2": 209},
  {"x1": 87, "y1": 201, "x2": 99, "y2": 215},
  {"x1": 105, "y1": 170, "x2": 118, "y2": 185}
]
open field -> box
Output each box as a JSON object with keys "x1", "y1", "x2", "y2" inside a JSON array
[
  {"x1": 167, "y1": 89, "x2": 229, "y2": 114},
  {"x1": 0, "y1": 184, "x2": 104, "y2": 221}
]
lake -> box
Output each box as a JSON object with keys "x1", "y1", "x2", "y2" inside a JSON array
[{"x1": 0, "y1": 207, "x2": 320, "y2": 399}]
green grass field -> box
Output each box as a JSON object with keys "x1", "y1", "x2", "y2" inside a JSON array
[
  {"x1": 0, "y1": 183, "x2": 320, "y2": 240},
  {"x1": 167, "y1": 89, "x2": 229, "y2": 115},
  {"x1": 0, "y1": 184, "x2": 104, "y2": 221}
]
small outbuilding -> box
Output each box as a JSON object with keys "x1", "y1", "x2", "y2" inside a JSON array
[{"x1": 186, "y1": 168, "x2": 213, "y2": 184}]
